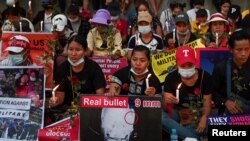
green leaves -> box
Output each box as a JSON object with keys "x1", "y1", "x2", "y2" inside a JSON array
[{"x1": 103, "y1": 26, "x2": 117, "y2": 53}]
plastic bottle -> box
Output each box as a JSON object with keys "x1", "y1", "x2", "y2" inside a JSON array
[{"x1": 170, "y1": 128, "x2": 178, "y2": 141}]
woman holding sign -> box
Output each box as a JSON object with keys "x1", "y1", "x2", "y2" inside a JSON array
[{"x1": 105, "y1": 45, "x2": 162, "y2": 96}]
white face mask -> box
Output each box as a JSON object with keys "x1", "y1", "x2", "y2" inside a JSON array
[
  {"x1": 138, "y1": 25, "x2": 151, "y2": 34},
  {"x1": 130, "y1": 68, "x2": 149, "y2": 76},
  {"x1": 178, "y1": 66, "x2": 196, "y2": 78},
  {"x1": 68, "y1": 57, "x2": 84, "y2": 66},
  {"x1": 68, "y1": 17, "x2": 80, "y2": 23},
  {"x1": 9, "y1": 54, "x2": 23, "y2": 65}
]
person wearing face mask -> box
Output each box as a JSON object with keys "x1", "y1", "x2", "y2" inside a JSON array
[
  {"x1": 28, "y1": 69, "x2": 43, "y2": 107},
  {"x1": 28, "y1": 0, "x2": 59, "y2": 32},
  {"x1": 66, "y1": 4, "x2": 91, "y2": 37},
  {"x1": 87, "y1": 9, "x2": 125, "y2": 58},
  {"x1": 165, "y1": 12, "x2": 197, "y2": 50},
  {"x1": 130, "y1": 0, "x2": 163, "y2": 38},
  {"x1": 107, "y1": 1, "x2": 129, "y2": 48},
  {"x1": 51, "y1": 14, "x2": 77, "y2": 66},
  {"x1": 186, "y1": 0, "x2": 210, "y2": 23},
  {"x1": 162, "y1": 46, "x2": 212, "y2": 140},
  {"x1": 0, "y1": 35, "x2": 33, "y2": 66},
  {"x1": 202, "y1": 13, "x2": 229, "y2": 48},
  {"x1": 49, "y1": 34, "x2": 106, "y2": 111},
  {"x1": 105, "y1": 45, "x2": 162, "y2": 97},
  {"x1": 127, "y1": 11, "x2": 163, "y2": 61},
  {"x1": 160, "y1": 1, "x2": 186, "y2": 35}
]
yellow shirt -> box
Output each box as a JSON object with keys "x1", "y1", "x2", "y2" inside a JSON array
[{"x1": 191, "y1": 21, "x2": 209, "y2": 36}]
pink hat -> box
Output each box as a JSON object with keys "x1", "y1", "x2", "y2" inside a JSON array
[
  {"x1": 176, "y1": 46, "x2": 196, "y2": 66},
  {"x1": 89, "y1": 9, "x2": 112, "y2": 25},
  {"x1": 6, "y1": 35, "x2": 30, "y2": 53},
  {"x1": 206, "y1": 13, "x2": 229, "y2": 25}
]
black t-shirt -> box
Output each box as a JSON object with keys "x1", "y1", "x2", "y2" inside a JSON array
[
  {"x1": 111, "y1": 66, "x2": 162, "y2": 95},
  {"x1": 55, "y1": 57, "x2": 106, "y2": 106},
  {"x1": 164, "y1": 68, "x2": 212, "y2": 109}
]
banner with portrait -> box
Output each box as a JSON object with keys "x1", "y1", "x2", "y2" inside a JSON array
[
  {"x1": 0, "y1": 31, "x2": 56, "y2": 89},
  {"x1": 80, "y1": 95, "x2": 162, "y2": 141},
  {"x1": 0, "y1": 66, "x2": 45, "y2": 140}
]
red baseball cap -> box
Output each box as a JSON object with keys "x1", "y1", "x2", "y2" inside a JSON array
[
  {"x1": 6, "y1": 35, "x2": 30, "y2": 53},
  {"x1": 176, "y1": 46, "x2": 196, "y2": 66}
]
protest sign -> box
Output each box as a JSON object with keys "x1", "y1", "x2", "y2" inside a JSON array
[
  {"x1": 0, "y1": 66, "x2": 45, "y2": 140},
  {"x1": 185, "y1": 38, "x2": 205, "y2": 49},
  {"x1": 80, "y1": 95, "x2": 162, "y2": 141},
  {"x1": 38, "y1": 116, "x2": 79, "y2": 141},
  {"x1": 208, "y1": 114, "x2": 250, "y2": 125},
  {"x1": 151, "y1": 49, "x2": 177, "y2": 83},
  {"x1": 152, "y1": 39, "x2": 205, "y2": 83},
  {"x1": 195, "y1": 48, "x2": 232, "y2": 74},
  {"x1": 90, "y1": 57, "x2": 127, "y2": 88},
  {"x1": 0, "y1": 31, "x2": 55, "y2": 89}
]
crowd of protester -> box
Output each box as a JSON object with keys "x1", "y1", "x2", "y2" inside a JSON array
[{"x1": 0, "y1": 0, "x2": 250, "y2": 140}]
